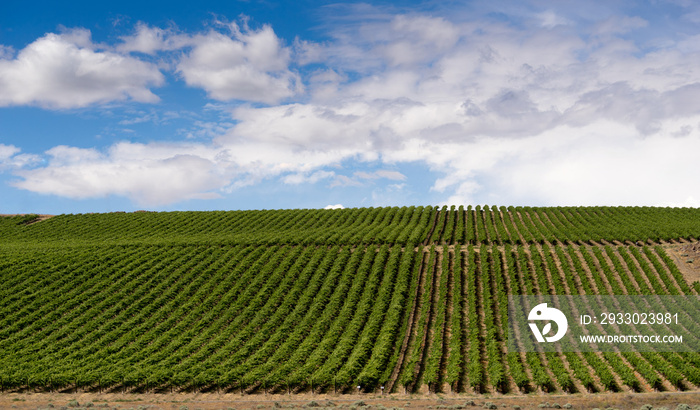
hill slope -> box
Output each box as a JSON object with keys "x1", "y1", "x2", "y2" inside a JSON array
[{"x1": 1, "y1": 206, "x2": 700, "y2": 394}]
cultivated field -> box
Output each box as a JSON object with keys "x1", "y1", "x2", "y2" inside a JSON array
[{"x1": 1, "y1": 206, "x2": 700, "y2": 407}]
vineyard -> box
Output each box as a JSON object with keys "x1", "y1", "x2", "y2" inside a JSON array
[{"x1": 1, "y1": 206, "x2": 700, "y2": 396}]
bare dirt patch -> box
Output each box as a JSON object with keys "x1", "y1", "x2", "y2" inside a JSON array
[
  {"x1": 663, "y1": 242, "x2": 700, "y2": 287},
  {"x1": 0, "y1": 214, "x2": 54, "y2": 225},
  {"x1": 3, "y1": 391, "x2": 700, "y2": 410}
]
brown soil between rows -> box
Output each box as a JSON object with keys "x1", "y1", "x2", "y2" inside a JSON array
[{"x1": 3, "y1": 391, "x2": 700, "y2": 409}]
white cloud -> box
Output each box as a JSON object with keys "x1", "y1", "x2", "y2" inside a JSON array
[
  {"x1": 478, "y1": 121, "x2": 700, "y2": 207},
  {"x1": 0, "y1": 30, "x2": 164, "y2": 108},
  {"x1": 324, "y1": 204, "x2": 344, "y2": 209},
  {"x1": 12, "y1": 142, "x2": 230, "y2": 206},
  {"x1": 0, "y1": 144, "x2": 20, "y2": 162},
  {"x1": 0, "y1": 144, "x2": 40, "y2": 171},
  {"x1": 381, "y1": 15, "x2": 460, "y2": 66},
  {"x1": 309, "y1": 13, "x2": 462, "y2": 74},
  {"x1": 116, "y1": 23, "x2": 186, "y2": 54},
  {"x1": 176, "y1": 23, "x2": 300, "y2": 104},
  {"x1": 116, "y1": 20, "x2": 301, "y2": 104}
]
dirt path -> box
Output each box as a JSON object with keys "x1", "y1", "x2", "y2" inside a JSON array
[{"x1": 4, "y1": 390, "x2": 700, "y2": 409}]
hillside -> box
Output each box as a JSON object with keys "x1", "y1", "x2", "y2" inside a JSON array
[{"x1": 1, "y1": 206, "x2": 700, "y2": 395}]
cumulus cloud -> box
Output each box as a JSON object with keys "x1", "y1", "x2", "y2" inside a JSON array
[
  {"x1": 460, "y1": 120, "x2": 700, "y2": 207},
  {"x1": 12, "y1": 143, "x2": 230, "y2": 206},
  {"x1": 0, "y1": 29, "x2": 164, "y2": 108},
  {"x1": 176, "y1": 22, "x2": 300, "y2": 104},
  {"x1": 116, "y1": 19, "x2": 302, "y2": 104}
]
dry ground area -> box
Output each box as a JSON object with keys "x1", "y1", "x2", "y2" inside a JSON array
[
  {"x1": 0, "y1": 214, "x2": 54, "y2": 224},
  {"x1": 2, "y1": 392, "x2": 700, "y2": 410},
  {"x1": 663, "y1": 242, "x2": 700, "y2": 285}
]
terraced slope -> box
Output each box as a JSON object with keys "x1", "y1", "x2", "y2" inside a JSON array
[{"x1": 0, "y1": 207, "x2": 699, "y2": 394}]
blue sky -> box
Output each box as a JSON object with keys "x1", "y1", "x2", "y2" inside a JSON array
[{"x1": 1, "y1": 0, "x2": 699, "y2": 214}]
